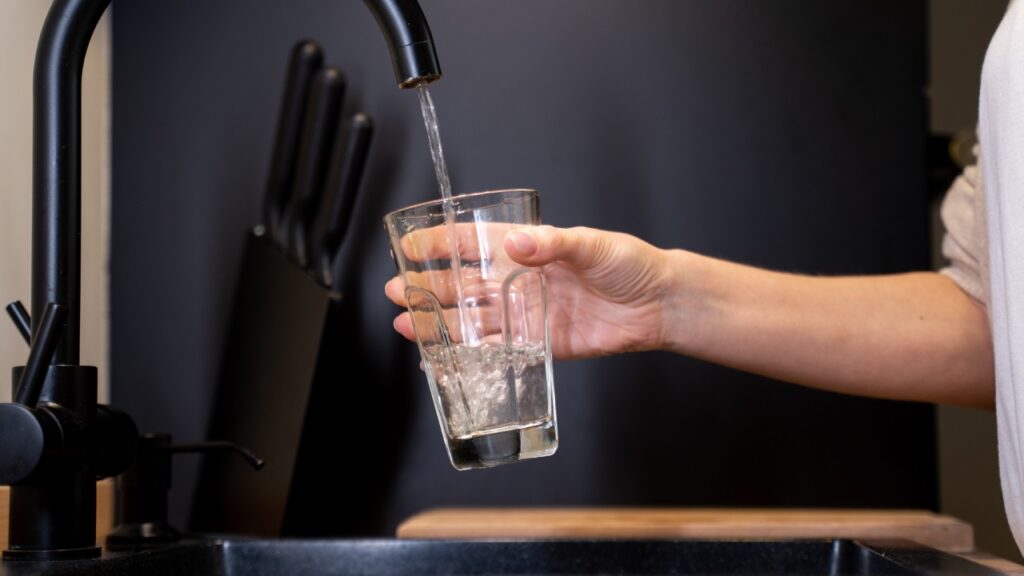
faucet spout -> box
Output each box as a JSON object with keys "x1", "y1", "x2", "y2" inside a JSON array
[
  {"x1": 365, "y1": 0, "x2": 443, "y2": 88},
  {"x1": 32, "y1": 0, "x2": 441, "y2": 366}
]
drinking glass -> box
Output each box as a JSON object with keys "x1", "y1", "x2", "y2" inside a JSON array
[{"x1": 384, "y1": 189, "x2": 557, "y2": 470}]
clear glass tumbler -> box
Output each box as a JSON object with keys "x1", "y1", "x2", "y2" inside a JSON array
[{"x1": 384, "y1": 189, "x2": 557, "y2": 470}]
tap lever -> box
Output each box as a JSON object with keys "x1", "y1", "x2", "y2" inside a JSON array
[
  {"x1": 15, "y1": 303, "x2": 67, "y2": 407},
  {"x1": 6, "y1": 301, "x2": 31, "y2": 345},
  {"x1": 169, "y1": 441, "x2": 265, "y2": 471}
]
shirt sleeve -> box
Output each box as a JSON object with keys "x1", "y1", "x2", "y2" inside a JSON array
[{"x1": 939, "y1": 146, "x2": 987, "y2": 304}]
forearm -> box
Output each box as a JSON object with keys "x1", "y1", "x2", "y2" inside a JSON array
[{"x1": 662, "y1": 250, "x2": 994, "y2": 408}]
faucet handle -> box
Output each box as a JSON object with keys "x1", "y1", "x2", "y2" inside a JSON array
[
  {"x1": 5, "y1": 301, "x2": 31, "y2": 345},
  {"x1": 0, "y1": 404, "x2": 53, "y2": 484},
  {"x1": 14, "y1": 302, "x2": 66, "y2": 407}
]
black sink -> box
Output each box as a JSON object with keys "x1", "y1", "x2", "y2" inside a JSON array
[{"x1": 0, "y1": 539, "x2": 1005, "y2": 575}]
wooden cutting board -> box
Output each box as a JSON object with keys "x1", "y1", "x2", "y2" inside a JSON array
[
  {"x1": 0, "y1": 480, "x2": 115, "y2": 550},
  {"x1": 397, "y1": 508, "x2": 975, "y2": 553}
]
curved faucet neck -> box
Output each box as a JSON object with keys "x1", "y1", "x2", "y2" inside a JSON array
[
  {"x1": 365, "y1": 0, "x2": 442, "y2": 88},
  {"x1": 33, "y1": 0, "x2": 110, "y2": 365},
  {"x1": 32, "y1": 0, "x2": 441, "y2": 366}
]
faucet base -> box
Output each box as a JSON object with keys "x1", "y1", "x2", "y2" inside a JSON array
[{"x1": 5, "y1": 366, "x2": 99, "y2": 562}]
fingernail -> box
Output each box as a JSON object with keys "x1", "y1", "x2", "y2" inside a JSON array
[
  {"x1": 508, "y1": 230, "x2": 538, "y2": 257},
  {"x1": 393, "y1": 315, "x2": 402, "y2": 331}
]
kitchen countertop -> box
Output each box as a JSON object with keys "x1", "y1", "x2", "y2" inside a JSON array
[
  {"x1": 398, "y1": 508, "x2": 1024, "y2": 574},
  {"x1": 0, "y1": 503, "x2": 1018, "y2": 573}
]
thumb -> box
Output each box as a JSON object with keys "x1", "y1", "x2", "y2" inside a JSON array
[{"x1": 505, "y1": 225, "x2": 609, "y2": 270}]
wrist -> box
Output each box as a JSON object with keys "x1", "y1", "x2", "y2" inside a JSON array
[{"x1": 656, "y1": 248, "x2": 720, "y2": 356}]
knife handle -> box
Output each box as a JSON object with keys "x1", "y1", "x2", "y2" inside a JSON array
[
  {"x1": 286, "y1": 67, "x2": 347, "y2": 269},
  {"x1": 263, "y1": 41, "x2": 323, "y2": 249},
  {"x1": 317, "y1": 113, "x2": 374, "y2": 287}
]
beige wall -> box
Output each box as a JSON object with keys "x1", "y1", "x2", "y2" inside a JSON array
[{"x1": 0, "y1": 2, "x2": 110, "y2": 403}]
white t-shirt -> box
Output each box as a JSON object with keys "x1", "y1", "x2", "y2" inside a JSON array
[{"x1": 940, "y1": 0, "x2": 1024, "y2": 554}]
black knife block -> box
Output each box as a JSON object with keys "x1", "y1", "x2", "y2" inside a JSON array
[{"x1": 190, "y1": 229, "x2": 391, "y2": 537}]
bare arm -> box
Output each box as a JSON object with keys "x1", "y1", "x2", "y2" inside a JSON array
[
  {"x1": 386, "y1": 225, "x2": 994, "y2": 409},
  {"x1": 662, "y1": 250, "x2": 994, "y2": 408}
]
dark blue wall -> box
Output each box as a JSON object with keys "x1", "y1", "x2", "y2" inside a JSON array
[{"x1": 112, "y1": 0, "x2": 932, "y2": 534}]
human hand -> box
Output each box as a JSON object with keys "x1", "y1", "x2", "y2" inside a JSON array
[{"x1": 385, "y1": 225, "x2": 678, "y2": 360}]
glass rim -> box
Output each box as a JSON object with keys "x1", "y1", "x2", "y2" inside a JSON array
[{"x1": 383, "y1": 188, "x2": 537, "y2": 223}]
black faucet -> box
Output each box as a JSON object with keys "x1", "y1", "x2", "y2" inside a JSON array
[{"x1": 0, "y1": 0, "x2": 441, "y2": 562}]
